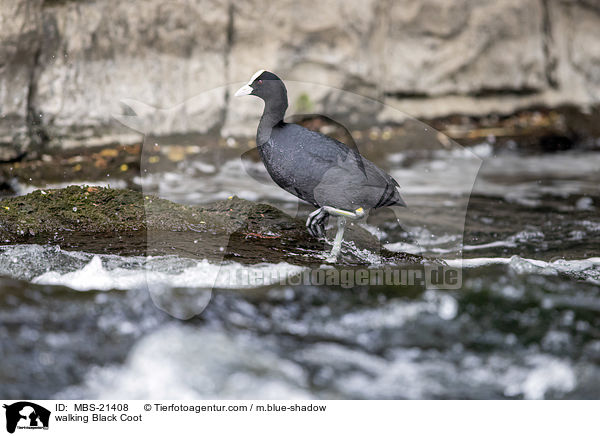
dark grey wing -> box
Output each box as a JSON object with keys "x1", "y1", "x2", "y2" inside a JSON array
[
  {"x1": 284, "y1": 114, "x2": 366, "y2": 177},
  {"x1": 303, "y1": 129, "x2": 406, "y2": 208},
  {"x1": 358, "y1": 156, "x2": 406, "y2": 208},
  {"x1": 271, "y1": 124, "x2": 406, "y2": 210}
]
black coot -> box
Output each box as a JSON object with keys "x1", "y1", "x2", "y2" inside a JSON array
[{"x1": 235, "y1": 70, "x2": 406, "y2": 261}]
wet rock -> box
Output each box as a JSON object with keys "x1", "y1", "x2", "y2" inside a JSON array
[
  {"x1": 0, "y1": 0, "x2": 44, "y2": 155},
  {"x1": 0, "y1": 186, "x2": 423, "y2": 266},
  {"x1": 1, "y1": 0, "x2": 228, "y2": 150},
  {"x1": 2, "y1": 0, "x2": 600, "y2": 146}
]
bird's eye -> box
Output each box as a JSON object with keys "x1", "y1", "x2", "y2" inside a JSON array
[{"x1": 258, "y1": 79, "x2": 263, "y2": 85}]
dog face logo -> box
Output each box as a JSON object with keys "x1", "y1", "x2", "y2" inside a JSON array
[{"x1": 3, "y1": 402, "x2": 50, "y2": 433}]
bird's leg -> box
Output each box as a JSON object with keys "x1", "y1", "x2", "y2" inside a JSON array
[
  {"x1": 326, "y1": 217, "x2": 347, "y2": 263},
  {"x1": 322, "y1": 207, "x2": 365, "y2": 263},
  {"x1": 322, "y1": 206, "x2": 365, "y2": 220},
  {"x1": 306, "y1": 207, "x2": 329, "y2": 239}
]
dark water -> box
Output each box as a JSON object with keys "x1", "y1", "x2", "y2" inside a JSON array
[
  {"x1": 1, "y1": 138, "x2": 599, "y2": 399},
  {"x1": 1, "y1": 263, "x2": 599, "y2": 399}
]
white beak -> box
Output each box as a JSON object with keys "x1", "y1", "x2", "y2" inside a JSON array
[{"x1": 234, "y1": 84, "x2": 253, "y2": 97}]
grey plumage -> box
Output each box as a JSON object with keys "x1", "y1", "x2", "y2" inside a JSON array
[
  {"x1": 261, "y1": 122, "x2": 406, "y2": 211},
  {"x1": 235, "y1": 70, "x2": 406, "y2": 259}
]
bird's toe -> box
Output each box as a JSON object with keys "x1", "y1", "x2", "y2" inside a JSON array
[{"x1": 306, "y1": 207, "x2": 329, "y2": 240}]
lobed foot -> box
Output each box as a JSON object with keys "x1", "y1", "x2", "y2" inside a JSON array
[
  {"x1": 307, "y1": 206, "x2": 366, "y2": 263},
  {"x1": 306, "y1": 207, "x2": 329, "y2": 239},
  {"x1": 307, "y1": 206, "x2": 366, "y2": 262}
]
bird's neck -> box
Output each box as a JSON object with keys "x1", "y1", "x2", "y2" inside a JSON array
[{"x1": 257, "y1": 99, "x2": 288, "y2": 146}]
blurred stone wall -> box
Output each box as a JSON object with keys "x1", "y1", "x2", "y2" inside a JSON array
[{"x1": 1, "y1": 0, "x2": 599, "y2": 155}]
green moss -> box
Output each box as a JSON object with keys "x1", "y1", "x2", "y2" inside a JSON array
[{"x1": 0, "y1": 186, "x2": 306, "y2": 241}]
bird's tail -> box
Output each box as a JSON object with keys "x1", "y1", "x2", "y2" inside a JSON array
[
  {"x1": 375, "y1": 185, "x2": 407, "y2": 208},
  {"x1": 392, "y1": 190, "x2": 407, "y2": 207}
]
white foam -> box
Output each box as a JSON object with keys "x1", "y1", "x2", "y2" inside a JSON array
[
  {"x1": 446, "y1": 256, "x2": 600, "y2": 283},
  {"x1": 383, "y1": 241, "x2": 423, "y2": 255},
  {"x1": 463, "y1": 240, "x2": 517, "y2": 250},
  {"x1": 49, "y1": 288, "x2": 584, "y2": 400},
  {"x1": 360, "y1": 223, "x2": 387, "y2": 240},
  {"x1": 32, "y1": 254, "x2": 306, "y2": 291},
  {"x1": 448, "y1": 256, "x2": 600, "y2": 268},
  {"x1": 504, "y1": 355, "x2": 576, "y2": 400},
  {"x1": 385, "y1": 229, "x2": 548, "y2": 257},
  {"x1": 445, "y1": 257, "x2": 512, "y2": 267},
  {"x1": 57, "y1": 325, "x2": 312, "y2": 400},
  {"x1": 0, "y1": 244, "x2": 310, "y2": 292},
  {"x1": 578, "y1": 220, "x2": 600, "y2": 232}
]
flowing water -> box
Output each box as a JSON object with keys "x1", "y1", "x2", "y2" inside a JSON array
[{"x1": 1, "y1": 136, "x2": 599, "y2": 399}]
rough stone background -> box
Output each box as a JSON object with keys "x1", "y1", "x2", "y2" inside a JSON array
[{"x1": 1, "y1": 0, "x2": 599, "y2": 156}]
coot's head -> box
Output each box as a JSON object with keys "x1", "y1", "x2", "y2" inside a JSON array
[{"x1": 234, "y1": 70, "x2": 287, "y2": 103}]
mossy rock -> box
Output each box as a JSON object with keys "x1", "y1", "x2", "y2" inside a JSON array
[{"x1": 0, "y1": 186, "x2": 424, "y2": 266}]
